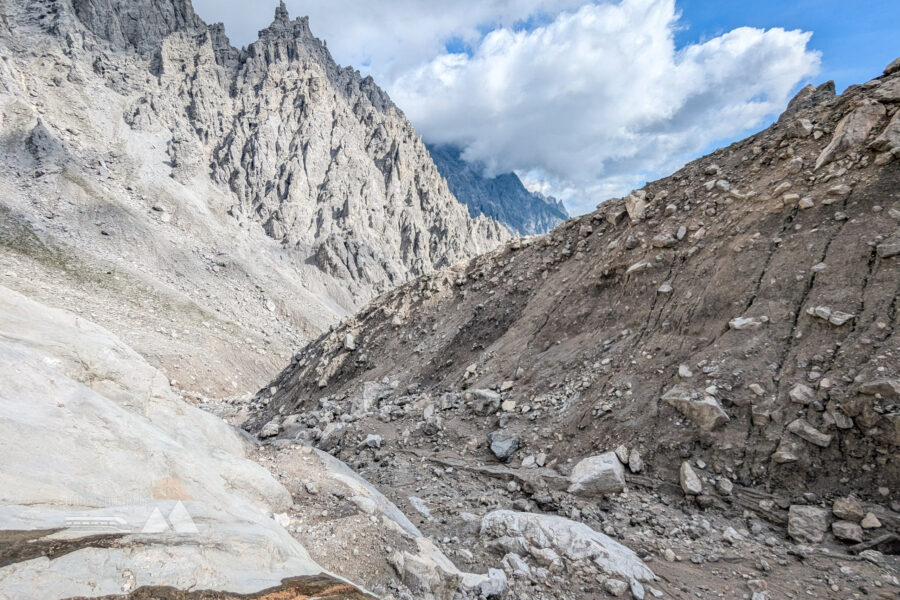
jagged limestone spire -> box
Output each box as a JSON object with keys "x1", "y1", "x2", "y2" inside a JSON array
[{"x1": 275, "y1": 1, "x2": 290, "y2": 23}]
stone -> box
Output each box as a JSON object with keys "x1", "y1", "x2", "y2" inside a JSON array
[
  {"x1": 773, "y1": 181, "x2": 793, "y2": 196},
  {"x1": 799, "y1": 196, "x2": 815, "y2": 209},
  {"x1": 787, "y1": 419, "x2": 833, "y2": 447},
  {"x1": 615, "y1": 444, "x2": 630, "y2": 463},
  {"x1": 861, "y1": 513, "x2": 882, "y2": 529},
  {"x1": 651, "y1": 232, "x2": 678, "y2": 248},
  {"x1": 877, "y1": 238, "x2": 900, "y2": 258},
  {"x1": 625, "y1": 190, "x2": 649, "y2": 222},
  {"x1": 662, "y1": 385, "x2": 729, "y2": 431},
  {"x1": 729, "y1": 316, "x2": 769, "y2": 330},
  {"x1": 680, "y1": 461, "x2": 702, "y2": 495},
  {"x1": 678, "y1": 364, "x2": 693, "y2": 378},
  {"x1": 816, "y1": 101, "x2": 886, "y2": 169},
  {"x1": 871, "y1": 111, "x2": 900, "y2": 153},
  {"x1": 789, "y1": 383, "x2": 816, "y2": 405},
  {"x1": 568, "y1": 452, "x2": 627, "y2": 496},
  {"x1": 832, "y1": 520, "x2": 864, "y2": 543},
  {"x1": 343, "y1": 333, "x2": 356, "y2": 351},
  {"x1": 716, "y1": 477, "x2": 734, "y2": 496},
  {"x1": 473, "y1": 389, "x2": 502, "y2": 415},
  {"x1": 259, "y1": 419, "x2": 281, "y2": 438},
  {"x1": 874, "y1": 77, "x2": 900, "y2": 103},
  {"x1": 858, "y1": 379, "x2": 900, "y2": 397},
  {"x1": 749, "y1": 383, "x2": 766, "y2": 396},
  {"x1": 807, "y1": 306, "x2": 855, "y2": 326},
  {"x1": 605, "y1": 579, "x2": 629, "y2": 597},
  {"x1": 628, "y1": 449, "x2": 643, "y2": 474},
  {"x1": 488, "y1": 431, "x2": 519, "y2": 462},
  {"x1": 502, "y1": 553, "x2": 531, "y2": 578},
  {"x1": 500, "y1": 400, "x2": 516, "y2": 412},
  {"x1": 462, "y1": 568, "x2": 507, "y2": 598},
  {"x1": 361, "y1": 434, "x2": 383, "y2": 449},
  {"x1": 832, "y1": 497, "x2": 865, "y2": 522},
  {"x1": 788, "y1": 505, "x2": 830, "y2": 543},
  {"x1": 885, "y1": 56, "x2": 900, "y2": 75},
  {"x1": 480, "y1": 510, "x2": 655, "y2": 585}
]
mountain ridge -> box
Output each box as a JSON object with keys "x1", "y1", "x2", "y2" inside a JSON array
[
  {"x1": 0, "y1": 0, "x2": 506, "y2": 395},
  {"x1": 427, "y1": 143, "x2": 569, "y2": 236}
]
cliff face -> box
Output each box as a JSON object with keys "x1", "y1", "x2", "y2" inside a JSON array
[
  {"x1": 428, "y1": 143, "x2": 569, "y2": 236},
  {"x1": 0, "y1": 0, "x2": 506, "y2": 394}
]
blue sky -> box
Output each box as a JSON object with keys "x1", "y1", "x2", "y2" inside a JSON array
[
  {"x1": 673, "y1": 0, "x2": 900, "y2": 93},
  {"x1": 194, "y1": 1, "x2": 899, "y2": 214}
]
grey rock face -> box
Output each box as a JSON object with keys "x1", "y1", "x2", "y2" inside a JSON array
[
  {"x1": 68, "y1": 0, "x2": 506, "y2": 295},
  {"x1": 427, "y1": 144, "x2": 568, "y2": 236},
  {"x1": 73, "y1": 0, "x2": 206, "y2": 56}
]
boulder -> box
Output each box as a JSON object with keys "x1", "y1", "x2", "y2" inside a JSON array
[
  {"x1": 789, "y1": 383, "x2": 816, "y2": 405},
  {"x1": 861, "y1": 513, "x2": 882, "y2": 529},
  {"x1": 788, "y1": 505, "x2": 830, "y2": 543},
  {"x1": 832, "y1": 497, "x2": 865, "y2": 522},
  {"x1": 568, "y1": 452, "x2": 626, "y2": 496},
  {"x1": 625, "y1": 190, "x2": 649, "y2": 222},
  {"x1": 885, "y1": 56, "x2": 900, "y2": 76},
  {"x1": 815, "y1": 100, "x2": 886, "y2": 170},
  {"x1": 480, "y1": 510, "x2": 655, "y2": 585},
  {"x1": 662, "y1": 385, "x2": 729, "y2": 431},
  {"x1": 680, "y1": 461, "x2": 703, "y2": 495},
  {"x1": 488, "y1": 431, "x2": 519, "y2": 462},
  {"x1": 473, "y1": 389, "x2": 502, "y2": 415},
  {"x1": 787, "y1": 419, "x2": 833, "y2": 447},
  {"x1": 832, "y1": 520, "x2": 864, "y2": 543}
]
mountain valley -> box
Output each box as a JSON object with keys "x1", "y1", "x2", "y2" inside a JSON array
[{"x1": 0, "y1": 2, "x2": 898, "y2": 600}]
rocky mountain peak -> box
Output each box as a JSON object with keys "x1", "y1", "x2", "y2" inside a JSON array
[
  {"x1": 259, "y1": 1, "x2": 314, "y2": 42},
  {"x1": 72, "y1": 0, "x2": 205, "y2": 55}
]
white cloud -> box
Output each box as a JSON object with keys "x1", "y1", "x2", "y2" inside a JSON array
[
  {"x1": 194, "y1": 1, "x2": 821, "y2": 215},
  {"x1": 391, "y1": 0, "x2": 821, "y2": 214}
]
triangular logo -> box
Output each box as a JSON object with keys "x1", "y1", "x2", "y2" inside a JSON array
[
  {"x1": 141, "y1": 507, "x2": 170, "y2": 533},
  {"x1": 168, "y1": 501, "x2": 198, "y2": 534}
]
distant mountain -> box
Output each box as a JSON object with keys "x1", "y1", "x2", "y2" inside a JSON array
[{"x1": 427, "y1": 144, "x2": 568, "y2": 235}]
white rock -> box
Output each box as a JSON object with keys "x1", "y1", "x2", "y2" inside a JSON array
[
  {"x1": 729, "y1": 315, "x2": 769, "y2": 330},
  {"x1": 0, "y1": 286, "x2": 333, "y2": 598},
  {"x1": 480, "y1": 510, "x2": 655, "y2": 585},
  {"x1": 680, "y1": 461, "x2": 703, "y2": 495},
  {"x1": 569, "y1": 452, "x2": 627, "y2": 496}
]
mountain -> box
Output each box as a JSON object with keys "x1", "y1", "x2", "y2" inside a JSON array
[
  {"x1": 0, "y1": 0, "x2": 506, "y2": 396},
  {"x1": 251, "y1": 63, "x2": 900, "y2": 598},
  {"x1": 428, "y1": 143, "x2": 569, "y2": 235}
]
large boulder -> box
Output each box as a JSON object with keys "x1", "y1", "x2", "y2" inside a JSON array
[
  {"x1": 816, "y1": 100, "x2": 886, "y2": 169},
  {"x1": 662, "y1": 385, "x2": 730, "y2": 431},
  {"x1": 480, "y1": 510, "x2": 655, "y2": 587},
  {"x1": 568, "y1": 452, "x2": 626, "y2": 496}
]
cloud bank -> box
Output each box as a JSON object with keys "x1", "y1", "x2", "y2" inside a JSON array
[
  {"x1": 391, "y1": 0, "x2": 821, "y2": 212},
  {"x1": 195, "y1": 0, "x2": 821, "y2": 214}
]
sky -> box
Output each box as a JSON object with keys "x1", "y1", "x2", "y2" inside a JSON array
[{"x1": 193, "y1": 0, "x2": 900, "y2": 215}]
